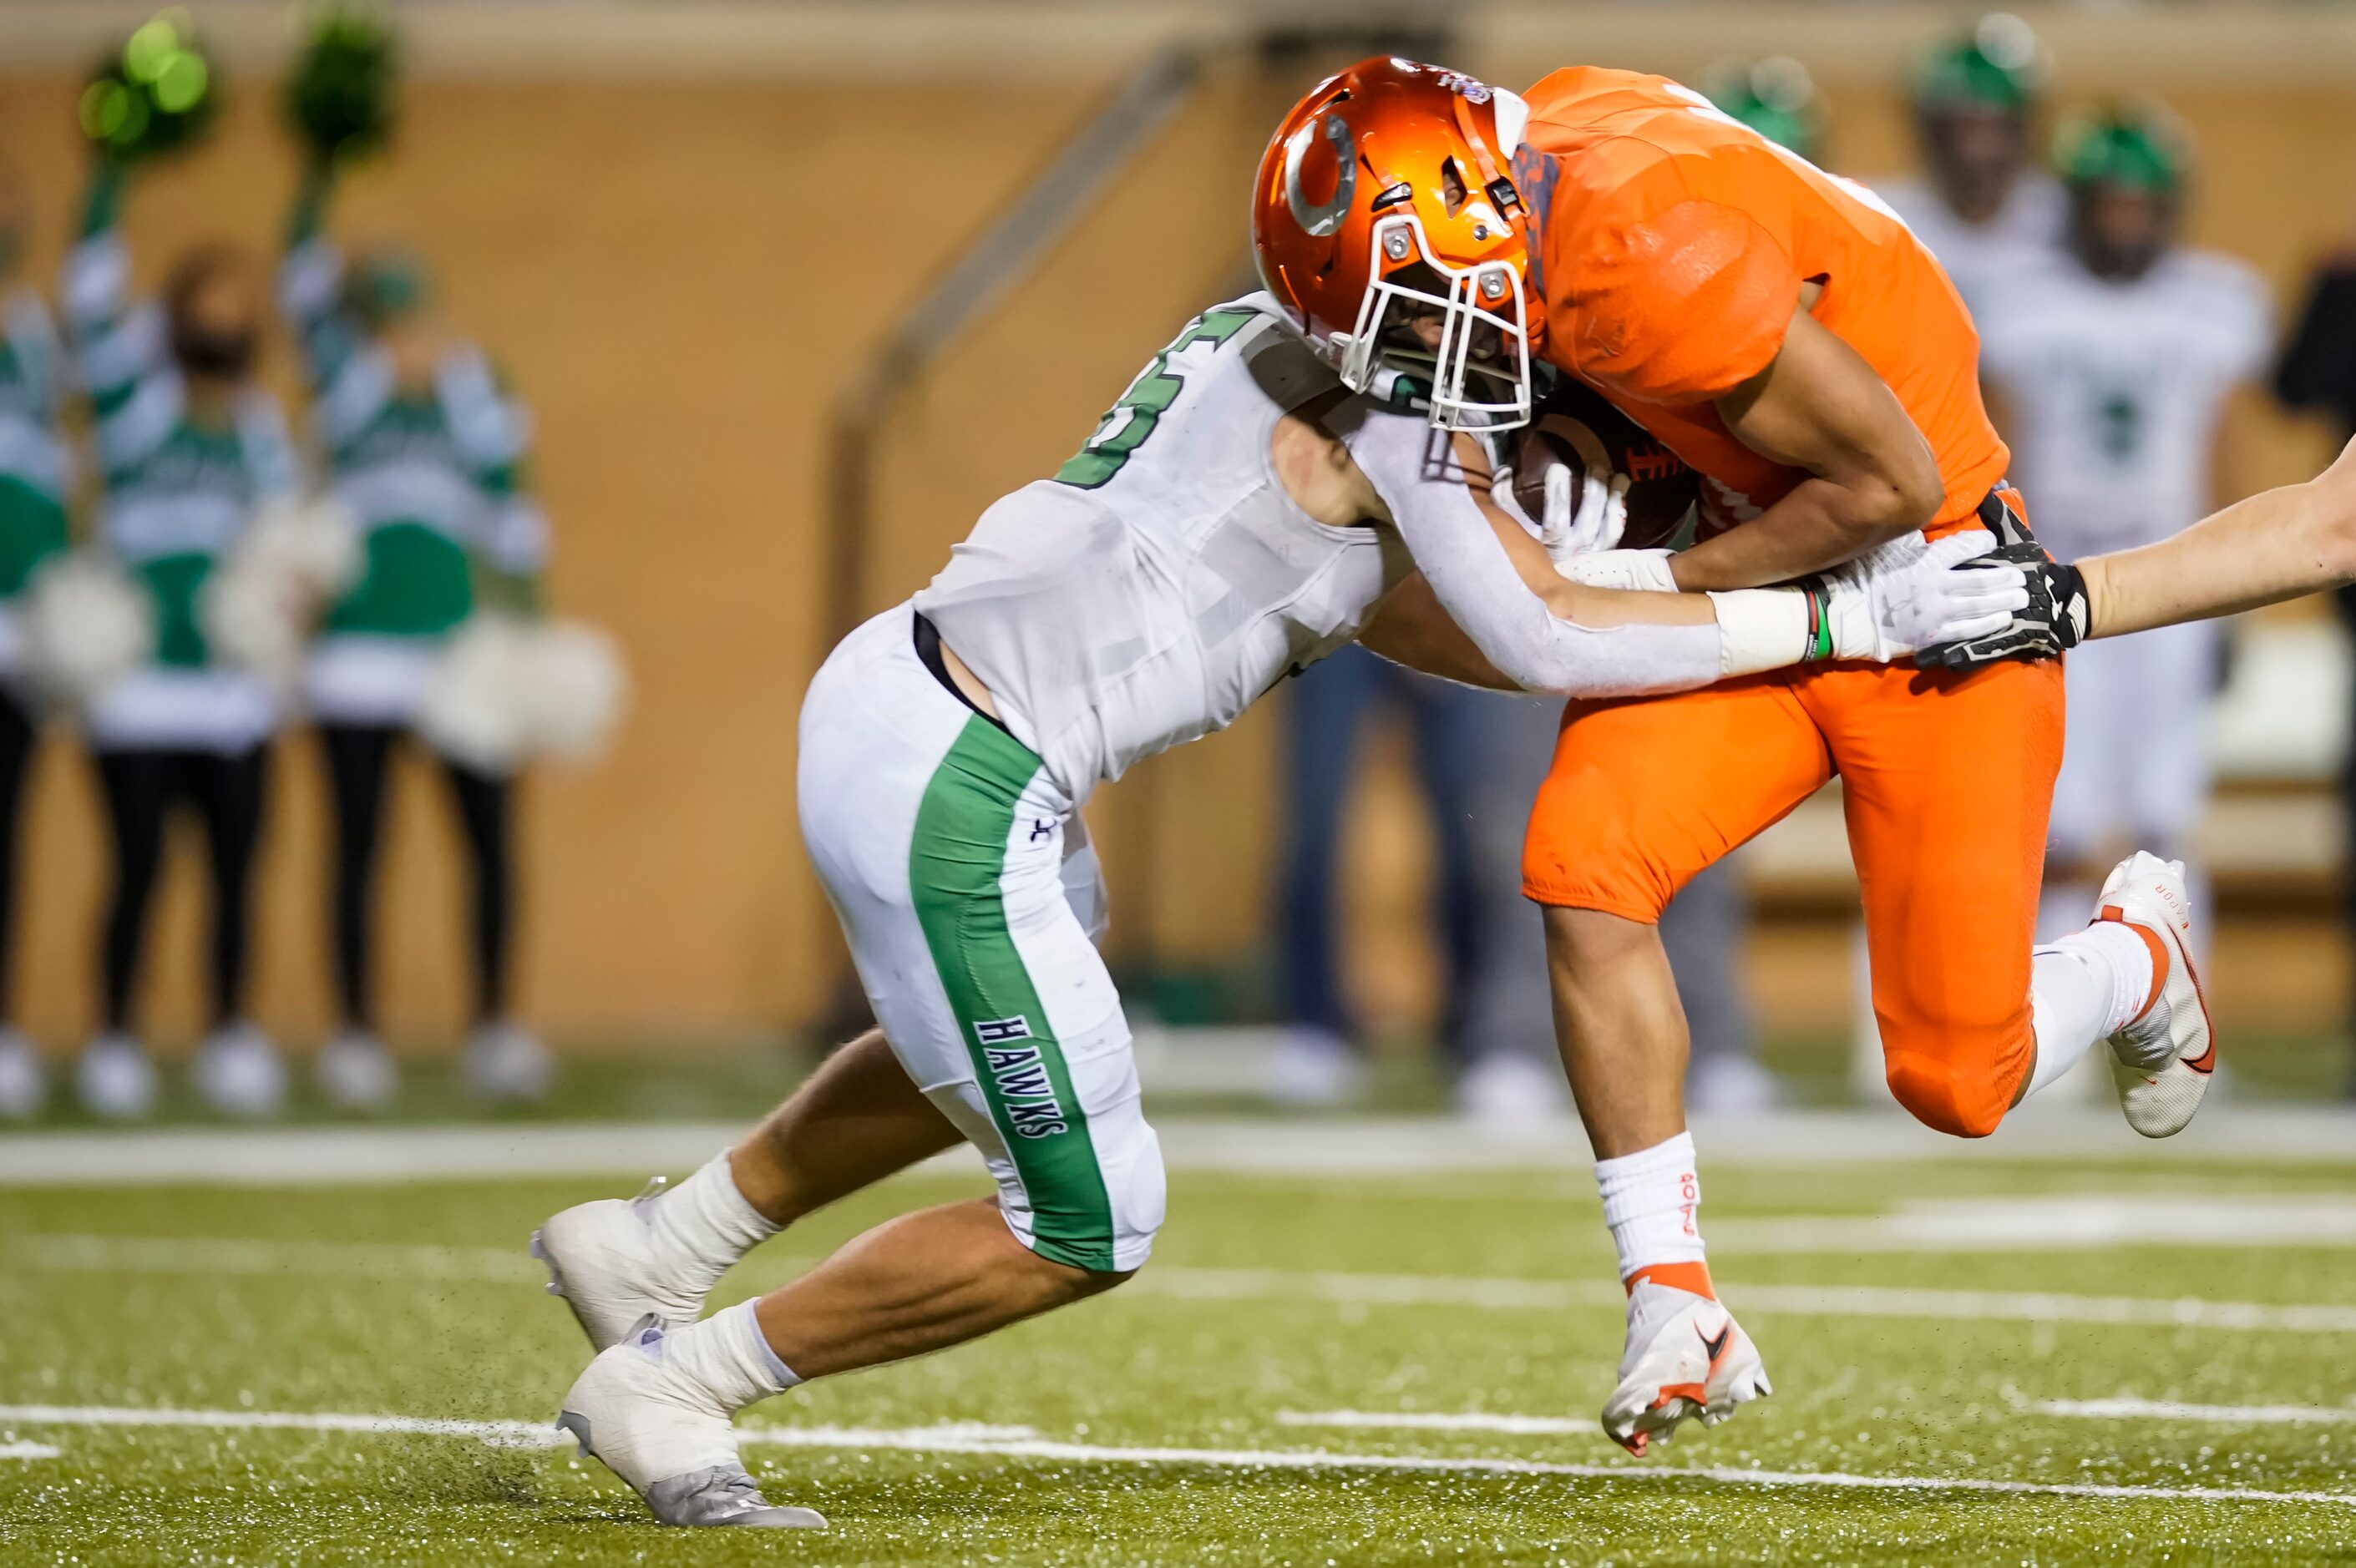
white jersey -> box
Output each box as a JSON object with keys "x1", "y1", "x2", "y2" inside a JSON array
[
  {"x1": 1874, "y1": 173, "x2": 2065, "y2": 319},
  {"x1": 1976, "y1": 246, "x2": 2271, "y2": 559},
  {"x1": 914, "y1": 296, "x2": 1407, "y2": 802}
]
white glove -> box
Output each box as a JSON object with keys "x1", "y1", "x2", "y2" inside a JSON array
[
  {"x1": 1492, "y1": 462, "x2": 1629, "y2": 564},
  {"x1": 1821, "y1": 529, "x2": 2029, "y2": 662},
  {"x1": 1555, "y1": 546, "x2": 1680, "y2": 594}
]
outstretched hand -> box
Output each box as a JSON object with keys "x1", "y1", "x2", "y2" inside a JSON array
[
  {"x1": 1910, "y1": 538, "x2": 2088, "y2": 670},
  {"x1": 1821, "y1": 529, "x2": 2033, "y2": 664}
]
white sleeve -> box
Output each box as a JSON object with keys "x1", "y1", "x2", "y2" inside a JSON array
[{"x1": 1340, "y1": 407, "x2": 1727, "y2": 697}]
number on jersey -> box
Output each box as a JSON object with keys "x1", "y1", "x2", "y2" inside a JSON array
[{"x1": 1056, "y1": 307, "x2": 1256, "y2": 488}]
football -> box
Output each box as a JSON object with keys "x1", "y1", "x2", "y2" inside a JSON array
[{"x1": 1509, "y1": 377, "x2": 1700, "y2": 549}]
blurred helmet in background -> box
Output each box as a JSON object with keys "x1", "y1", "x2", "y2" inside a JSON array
[
  {"x1": 1912, "y1": 13, "x2": 2047, "y2": 220},
  {"x1": 1703, "y1": 56, "x2": 1827, "y2": 164},
  {"x1": 1251, "y1": 57, "x2": 1539, "y2": 432},
  {"x1": 2058, "y1": 101, "x2": 2190, "y2": 282}
]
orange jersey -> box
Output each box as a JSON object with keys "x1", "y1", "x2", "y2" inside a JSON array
[{"x1": 1509, "y1": 68, "x2": 2008, "y2": 531}]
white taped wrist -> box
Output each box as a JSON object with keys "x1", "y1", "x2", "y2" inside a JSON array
[{"x1": 1706, "y1": 589, "x2": 1811, "y2": 676}]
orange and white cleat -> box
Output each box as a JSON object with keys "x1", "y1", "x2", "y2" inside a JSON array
[
  {"x1": 2095, "y1": 852, "x2": 2215, "y2": 1139},
  {"x1": 1600, "y1": 1266, "x2": 1770, "y2": 1456}
]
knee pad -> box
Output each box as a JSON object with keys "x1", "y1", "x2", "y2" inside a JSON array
[{"x1": 1882, "y1": 1047, "x2": 2010, "y2": 1139}]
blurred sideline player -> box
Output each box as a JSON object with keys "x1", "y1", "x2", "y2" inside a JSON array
[
  {"x1": 1244, "y1": 57, "x2": 2293, "y2": 1456},
  {"x1": 1874, "y1": 14, "x2": 2063, "y2": 316},
  {"x1": 0, "y1": 159, "x2": 70, "y2": 1119},
  {"x1": 65, "y1": 153, "x2": 299, "y2": 1120},
  {"x1": 1269, "y1": 638, "x2": 1571, "y2": 1120},
  {"x1": 281, "y1": 155, "x2": 556, "y2": 1109},
  {"x1": 1975, "y1": 105, "x2": 2269, "y2": 951},
  {"x1": 529, "y1": 290, "x2": 2014, "y2": 1526}
]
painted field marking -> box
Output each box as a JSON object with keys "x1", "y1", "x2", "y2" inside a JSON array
[
  {"x1": 2037, "y1": 1399, "x2": 2356, "y2": 1425},
  {"x1": 20, "y1": 1234, "x2": 2356, "y2": 1335},
  {"x1": 0, "y1": 1406, "x2": 1036, "y2": 1450},
  {"x1": 1279, "y1": 1409, "x2": 1590, "y2": 1436},
  {"x1": 0, "y1": 1441, "x2": 60, "y2": 1460},
  {"x1": 1284, "y1": 1400, "x2": 2356, "y2": 1436},
  {"x1": 11, "y1": 1232, "x2": 540, "y2": 1282},
  {"x1": 0, "y1": 1404, "x2": 2348, "y2": 1512},
  {"x1": 5, "y1": 1110, "x2": 2356, "y2": 1187},
  {"x1": 1711, "y1": 1196, "x2": 2356, "y2": 1254},
  {"x1": 1131, "y1": 1266, "x2": 2356, "y2": 1334}
]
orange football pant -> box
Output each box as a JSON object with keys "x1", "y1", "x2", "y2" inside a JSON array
[{"x1": 1523, "y1": 657, "x2": 2065, "y2": 1138}]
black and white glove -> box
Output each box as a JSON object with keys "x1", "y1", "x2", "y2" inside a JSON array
[{"x1": 1913, "y1": 541, "x2": 2089, "y2": 670}]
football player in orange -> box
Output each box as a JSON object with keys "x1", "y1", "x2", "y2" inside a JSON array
[{"x1": 1252, "y1": 57, "x2": 2356, "y2": 1454}]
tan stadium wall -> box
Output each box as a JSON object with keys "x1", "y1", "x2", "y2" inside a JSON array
[{"x1": 1, "y1": 3, "x2": 2353, "y2": 1050}]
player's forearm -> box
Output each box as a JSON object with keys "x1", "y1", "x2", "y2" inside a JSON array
[
  {"x1": 1665, "y1": 475, "x2": 1919, "y2": 591},
  {"x1": 2080, "y1": 474, "x2": 2354, "y2": 639}
]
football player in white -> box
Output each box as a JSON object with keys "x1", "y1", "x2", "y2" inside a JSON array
[
  {"x1": 1973, "y1": 104, "x2": 2270, "y2": 952},
  {"x1": 529, "y1": 294, "x2": 2020, "y2": 1529},
  {"x1": 1874, "y1": 14, "x2": 2065, "y2": 316}
]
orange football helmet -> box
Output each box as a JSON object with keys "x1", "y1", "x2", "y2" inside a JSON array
[{"x1": 1251, "y1": 58, "x2": 1540, "y2": 431}]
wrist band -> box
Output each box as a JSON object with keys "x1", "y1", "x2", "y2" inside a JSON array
[{"x1": 1802, "y1": 586, "x2": 1834, "y2": 662}]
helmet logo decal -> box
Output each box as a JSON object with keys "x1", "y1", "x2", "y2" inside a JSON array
[{"x1": 1284, "y1": 114, "x2": 1356, "y2": 238}]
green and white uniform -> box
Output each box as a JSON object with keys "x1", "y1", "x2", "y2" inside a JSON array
[
  {"x1": 63, "y1": 223, "x2": 296, "y2": 752},
  {"x1": 280, "y1": 235, "x2": 548, "y2": 724},
  {"x1": 0, "y1": 285, "x2": 72, "y2": 673},
  {"x1": 802, "y1": 300, "x2": 1403, "y2": 1271}
]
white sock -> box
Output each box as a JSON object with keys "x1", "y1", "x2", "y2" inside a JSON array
[
  {"x1": 1594, "y1": 1131, "x2": 1705, "y2": 1281},
  {"x1": 647, "y1": 1151, "x2": 781, "y2": 1282},
  {"x1": 657, "y1": 1300, "x2": 799, "y2": 1413},
  {"x1": 2026, "y1": 922, "x2": 2155, "y2": 1097}
]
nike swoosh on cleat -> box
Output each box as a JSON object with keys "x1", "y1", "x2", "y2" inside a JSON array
[
  {"x1": 1698, "y1": 1323, "x2": 1733, "y2": 1362},
  {"x1": 2185, "y1": 1039, "x2": 2217, "y2": 1074}
]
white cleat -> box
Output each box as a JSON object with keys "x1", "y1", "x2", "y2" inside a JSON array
[
  {"x1": 534, "y1": 1180, "x2": 712, "y2": 1352},
  {"x1": 1600, "y1": 1282, "x2": 1771, "y2": 1456},
  {"x1": 192, "y1": 1022, "x2": 288, "y2": 1120},
  {"x1": 2094, "y1": 852, "x2": 2215, "y2": 1139},
  {"x1": 315, "y1": 1029, "x2": 399, "y2": 1114},
  {"x1": 466, "y1": 1019, "x2": 554, "y2": 1105},
  {"x1": 0, "y1": 1029, "x2": 47, "y2": 1120},
  {"x1": 557, "y1": 1322, "x2": 827, "y2": 1530},
  {"x1": 76, "y1": 1033, "x2": 157, "y2": 1120}
]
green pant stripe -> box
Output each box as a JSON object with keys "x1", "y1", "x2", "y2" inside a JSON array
[{"x1": 909, "y1": 716, "x2": 1116, "y2": 1272}]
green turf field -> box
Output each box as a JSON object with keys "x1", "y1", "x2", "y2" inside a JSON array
[{"x1": 4, "y1": 1148, "x2": 2354, "y2": 1565}]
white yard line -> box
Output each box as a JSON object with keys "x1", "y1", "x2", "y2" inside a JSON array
[
  {"x1": 2037, "y1": 1399, "x2": 2356, "y2": 1425},
  {"x1": 1711, "y1": 1196, "x2": 2356, "y2": 1254},
  {"x1": 1279, "y1": 1409, "x2": 1592, "y2": 1436},
  {"x1": 1132, "y1": 1266, "x2": 2356, "y2": 1333},
  {"x1": 0, "y1": 1403, "x2": 2348, "y2": 1511},
  {"x1": 10, "y1": 1232, "x2": 541, "y2": 1282},
  {"x1": 20, "y1": 1234, "x2": 2356, "y2": 1334},
  {"x1": 0, "y1": 1442, "x2": 60, "y2": 1460},
  {"x1": 0, "y1": 1406, "x2": 1034, "y2": 1450},
  {"x1": 5, "y1": 1108, "x2": 2356, "y2": 1186},
  {"x1": 1287, "y1": 1400, "x2": 2356, "y2": 1436}
]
